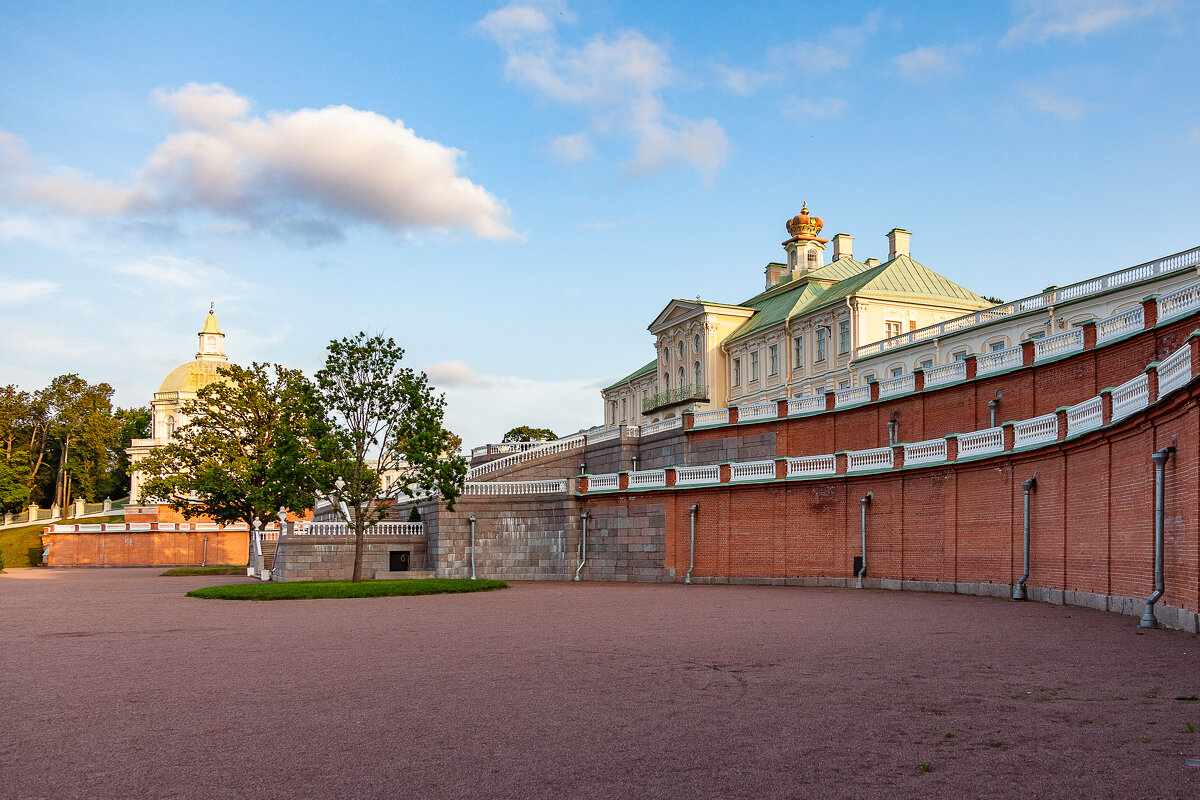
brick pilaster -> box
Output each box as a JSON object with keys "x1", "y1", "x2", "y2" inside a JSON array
[
  {"x1": 1099, "y1": 389, "x2": 1114, "y2": 426},
  {"x1": 868, "y1": 378, "x2": 880, "y2": 402},
  {"x1": 1080, "y1": 319, "x2": 1097, "y2": 351},
  {"x1": 1021, "y1": 339, "x2": 1036, "y2": 367},
  {"x1": 824, "y1": 390, "x2": 836, "y2": 411},
  {"x1": 728, "y1": 406, "x2": 740, "y2": 424},
  {"x1": 618, "y1": 471, "x2": 629, "y2": 491},
  {"x1": 912, "y1": 368, "x2": 925, "y2": 392},
  {"x1": 1055, "y1": 407, "x2": 1069, "y2": 442},
  {"x1": 1142, "y1": 295, "x2": 1159, "y2": 329},
  {"x1": 964, "y1": 354, "x2": 977, "y2": 380},
  {"x1": 1146, "y1": 363, "x2": 1160, "y2": 403},
  {"x1": 774, "y1": 457, "x2": 788, "y2": 480},
  {"x1": 891, "y1": 444, "x2": 905, "y2": 470},
  {"x1": 682, "y1": 412, "x2": 694, "y2": 431},
  {"x1": 834, "y1": 452, "x2": 848, "y2": 475},
  {"x1": 945, "y1": 434, "x2": 959, "y2": 462},
  {"x1": 718, "y1": 463, "x2": 731, "y2": 483}
]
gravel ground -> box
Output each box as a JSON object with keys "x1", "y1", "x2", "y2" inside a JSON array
[{"x1": 2, "y1": 568, "x2": 1199, "y2": 799}]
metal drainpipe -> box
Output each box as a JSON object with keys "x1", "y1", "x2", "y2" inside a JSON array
[
  {"x1": 988, "y1": 390, "x2": 1002, "y2": 428},
  {"x1": 856, "y1": 491, "x2": 872, "y2": 588},
  {"x1": 886, "y1": 418, "x2": 896, "y2": 447},
  {"x1": 1140, "y1": 447, "x2": 1175, "y2": 628},
  {"x1": 1013, "y1": 475, "x2": 1037, "y2": 600},
  {"x1": 468, "y1": 515, "x2": 476, "y2": 580},
  {"x1": 201, "y1": 535, "x2": 208, "y2": 567},
  {"x1": 574, "y1": 512, "x2": 589, "y2": 581},
  {"x1": 632, "y1": 455, "x2": 638, "y2": 472},
  {"x1": 685, "y1": 504, "x2": 699, "y2": 584}
]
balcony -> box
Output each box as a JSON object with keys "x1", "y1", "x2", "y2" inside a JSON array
[{"x1": 642, "y1": 384, "x2": 708, "y2": 413}]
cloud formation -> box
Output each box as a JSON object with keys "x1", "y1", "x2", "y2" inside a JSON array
[
  {"x1": 1022, "y1": 84, "x2": 1085, "y2": 118},
  {"x1": 1002, "y1": 0, "x2": 1173, "y2": 46},
  {"x1": 478, "y1": 2, "x2": 729, "y2": 183},
  {"x1": 112, "y1": 255, "x2": 229, "y2": 290},
  {"x1": 0, "y1": 84, "x2": 515, "y2": 242},
  {"x1": 893, "y1": 44, "x2": 975, "y2": 83},
  {"x1": 549, "y1": 132, "x2": 595, "y2": 163},
  {"x1": 0, "y1": 277, "x2": 58, "y2": 305},
  {"x1": 426, "y1": 360, "x2": 489, "y2": 388},
  {"x1": 783, "y1": 97, "x2": 848, "y2": 123}
]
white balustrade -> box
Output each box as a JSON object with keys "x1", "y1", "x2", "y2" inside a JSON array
[
  {"x1": 463, "y1": 480, "x2": 569, "y2": 496},
  {"x1": 586, "y1": 473, "x2": 619, "y2": 492},
  {"x1": 923, "y1": 361, "x2": 966, "y2": 388},
  {"x1": 902, "y1": 438, "x2": 947, "y2": 466},
  {"x1": 786, "y1": 454, "x2": 836, "y2": 477},
  {"x1": 1096, "y1": 306, "x2": 1144, "y2": 344},
  {"x1": 1157, "y1": 279, "x2": 1200, "y2": 322},
  {"x1": 737, "y1": 401, "x2": 777, "y2": 422},
  {"x1": 586, "y1": 427, "x2": 621, "y2": 445},
  {"x1": 846, "y1": 447, "x2": 893, "y2": 473},
  {"x1": 1156, "y1": 342, "x2": 1193, "y2": 396},
  {"x1": 729, "y1": 460, "x2": 776, "y2": 482},
  {"x1": 627, "y1": 469, "x2": 666, "y2": 489},
  {"x1": 1065, "y1": 396, "x2": 1103, "y2": 436},
  {"x1": 467, "y1": 434, "x2": 586, "y2": 479},
  {"x1": 975, "y1": 346, "x2": 1023, "y2": 376},
  {"x1": 956, "y1": 427, "x2": 1004, "y2": 457},
  {"x1": 786, "y1": 395, "x2": 825, "y2": 416},
  {"x1": 877, "y1": 374, "x2": 915, "y2": 398},
  {"x1": 297, "y1": 521, "x2": 425, "y2": 536},
  {"x1": 675, "y1": 465, "x2": 720, "y2": 485},
  {"x1": 1110, "y1": 373, "x2": 1149, "y2": 421},
  {"x1": 1034, "y1": 328, "x2": 1084, "y2": 362},
  {"x1": 1013, "y1": 413, "x2": 1059, "y2": 448},
  {"x1": 854, "y1": 248, "x2": 1200, "y2": 360},
  {"x1": 625, "y1": 426, "x2": 641, "y2": 438},
  {"x1": 692, "y1": 408, "x2": 730, "y2": 427},
  {"x1": 639, "y1": 417, "x2": 683, "y2": 437},
  {"x1": 834, "y1": 385, "x2": 871, "y2": 408}
]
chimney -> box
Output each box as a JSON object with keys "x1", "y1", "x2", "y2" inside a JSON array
[
  {"x1": 887, "y1": 228, "x2": 911, "y2": 260},
  {"x1": 832, "y1": 233, "x2": 853, "y2": 261},
  {"x1": 764, "y1": 262, "x2": 787, "y2": 289},
  {"x1": 865, "y1": 257, "x2": 880, "y2": 267}
]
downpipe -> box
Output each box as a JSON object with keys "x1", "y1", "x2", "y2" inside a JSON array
[
  {"x1": 201, "y1": 535, "x2": 209, "y2": 567},
  {"x1": 469, "y1": 515, "x2": 476, "y2": 580},
  {"x1": 574, "y1": 511, "x2": 588, "y2": 581},
  {"x1": 1013, "y1": 475, "x2": 1036, "y2": 600},
  {"x1": 856, "y1": 491, "x2": 872, "y2": 589},
  {"x1": 685, "y1": 504, "x2": 699, "y2": 584},
  {"x1": 1140, "y1": 447, "x2": 1175, "y2": 628}
]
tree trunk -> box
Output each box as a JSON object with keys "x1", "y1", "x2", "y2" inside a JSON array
[{"x1": 352, "y1": 512, "x2": 365, "y2": 583}]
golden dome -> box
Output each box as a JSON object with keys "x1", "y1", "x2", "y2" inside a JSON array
[
  {"x1": 784, "y1": 202, "x2": 828, "y2": 244},
  {"x1": 156, "y1": 358, "x2": 226, "y2": 396},
  {"x1": 201, "y1": 310, "x2": 223, "y2": 335}
]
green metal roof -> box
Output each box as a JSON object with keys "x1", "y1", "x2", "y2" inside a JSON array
[
  {"x1": 603, "y1": 359, "x2": 658, "y2": 392},
  {"x1": 725, "y1": 255, "x2": 990, "y2": 344}
]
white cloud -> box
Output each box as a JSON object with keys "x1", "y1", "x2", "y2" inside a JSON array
[
  {"x1": 717, "y1": 65, "x2": 775, "y2": 96},
  {"x1": 439, "y1": 372, "x2": 601, "y2": 452},
  {"x1": 778, "y1": 11, "x2": 883, "y2": 74},
  {"x1": 0, "y1": 277, "x2": 59, "y2": 305},
  {"x1": 782, "y1": 97, "x2": 848, "y2": 122},
  {"x1": 893, "y1": 44, "x2": 975, "y2": 83},
  {"x1": 426, "y1": 360, "x2": 488, "y2": 387},
  {"x1": 549, "y1": 132, "x2": 595, "y2": 162},
  {"x1": 0, "y1": 83, "x2": 515, "y2": 242},
  {"x1": 1002, "y1": 0, "x2": 1173, "y2": 46},
  {"x1": 1188, "y1": 125, "x2": 1200, "y2": 145},
  {"x1": 478, "y1": 3, "x2": 729, "y2": 183},
  {"x1": 1022, "y1": 85, "x2": 1085, "y2": 118},
  {"x1": 111, "y1": 255, "x2": 227, "y2": 289}
]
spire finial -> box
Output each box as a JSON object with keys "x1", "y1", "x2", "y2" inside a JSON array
[{"x1": 209, "y1": 301, "x2": 214, "y2": 314}]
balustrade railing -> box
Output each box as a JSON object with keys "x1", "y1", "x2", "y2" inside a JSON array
[
  {"x1": 470, "y1": 440, "x2": 548, "y2": 458},
  {"x1": 1110, "y1": 373, "x2": 1149, "y2": 421},
  {"x1": 877, "y1": 374, "x2": 915, "y2": 398},
  {"x1": 975, "y1": 346, "x2": 1022, "y2": 376},
  {"x1": 586, "y1": 427, "x2": 621, "y2": 444},
  {"x1": 587, "y1": 474, "x2": 620, "y2": 492},
  {"x1": 675, "y1": 465, "x2": 720, "y2": 485},
  {"x1": 853, "y1": 247, "x2": 1200, "y2": 359},
  {"x1": 737, "y1": 401, "x2": 776, "y2": 422},
  {"x1": 786, "y1": 395, "x2": 825, "y2": 416},
  {"x1": 463, "y1": 480, "x2": 569, "y2": 496},
  {"x1": 639, "y1": 417, "x2": 683, "y2": 437},
  {"x1": 1034, "y1": 328, "x2": 1084, "y2": 362},
  {"x1": 786, "y1": 454, "x2": 836, "y2": 477},
  {"x1": 729, "y1": 460, "x2": 775, "y2": 482},
  {"x1": 297, "y1": 521, "x2": 424, "y2": 536},
  {"x1": 846, "y1": 447, "x2": 893, "y2": 473},
  {"x1": 956, "y1": 427, "x2": 1004, "y2": 457},
  {"x1": 1065, "y1": 396, "x2": 1103, "y2": 436},
  {"x1": 834, "y1": 385, "x2": 871, "y2": 407},
  {"x1": 627, "y1": 469, "x2": 666, "y2": 489},
  {"x1": 1013, "y1": 413, "x2": 1058, "y2": 448},
  {"x1": 923, "y1": 361, "x2": 966, "y2": 388},
  {"x1": 642, "y1": 384, "x2": 708, "y2": 413},
  {"x1": 903, "y1": 438, "x2": 947, "y2": 465},
  {"x1": 1156, "y1": 343, "x2": 1192, "y2": 396},
  {"x1": 467, "y1": 434, "x2": 585, "y2": 479},
  {"x1": 1096, "y1": 306, "x2": 1144, "y2": 344},
  {"x1": 692, "y1": 409, "x2": 729, "y2": 427},
  {"x1": 1157, "y1": 280, "x2": 1200, "y2": 322}
]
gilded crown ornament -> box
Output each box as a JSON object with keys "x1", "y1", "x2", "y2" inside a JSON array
[{"x1": 784, "y1": 202, "x2": 828, "y2": 243}]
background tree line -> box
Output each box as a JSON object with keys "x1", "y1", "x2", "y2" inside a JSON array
[{"x1": 0, "y1": 377, "x2": 149, "y2": 513}]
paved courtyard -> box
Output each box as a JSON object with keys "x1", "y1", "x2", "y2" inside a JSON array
[{"x1": 1, "y1": 568, "x2": 1198, "y2": 799}]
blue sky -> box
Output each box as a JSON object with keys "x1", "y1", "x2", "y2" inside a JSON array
[{"x1": 2, "y1": 0, "x2": 1198, "y2": 449}]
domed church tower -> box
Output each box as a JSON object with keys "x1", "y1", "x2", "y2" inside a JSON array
[{"x1": 783, "y1": 202, "x2": 828, "y2": 273}]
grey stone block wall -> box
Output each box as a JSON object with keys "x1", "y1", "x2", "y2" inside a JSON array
[
  {"x1": 578, "y1": 503, "x2": 669, "y2": 582},
  {"x1": 276, "y1": 536, "x2": 427, "y2": 581}
]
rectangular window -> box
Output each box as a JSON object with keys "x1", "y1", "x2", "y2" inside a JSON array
[
  {"x1": 838, "y1": 321, "x2": 850, "y2": 355},
  {"x1": 953, "y1": 350, "x2": 969, "y2": 361},
  {"x1": 885, "y1": 320, "x2": 902, "y2": 339},
  {"x1": 919, "y1": 359, "x2": 934, "y2": 370},
  {"x1": 891, "y1": 367, "x2": 904, "y2": 378},
  {"x1": 816, "y1": 329, "x2": 827, "y2": 361},
  {"x1": 989, "y1": 341, "x2": 1006, "y2": 352},
  {"x1": 733, "y1": 358, "x2": 741, "y2": 386},
  {"x1": 793, "y1": 336, "x2": 803, "y2": 370},
  {"x1": 750, "y1": 351, "x2": 760, "y2": 382},
  {"x1": 837, "y1": 379, "x2": 850, "y2": 390},
  {"x1": 862, "y1": 373, "x2": 874, "y2": 383},
  {"x1": 768, "y1": 344, "x2": 779, "y2": 376}
]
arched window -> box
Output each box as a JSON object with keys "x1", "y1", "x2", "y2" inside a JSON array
[
  {"x1": 694, "y1": 360, "x2": 702, "y2": 388},
  {"x1": 621, "y1": 398, "x2": 627, "y2": 422},
  {"x1": 610, "y1": 400, "x2": 617, "y2": 424},
  {"x1": 678, "y1": 366, "x2": 685, "y2": 391},
  {"x1": 807, "y1": 249, "x2": 817, "y2": 267},
  {"x1": 663, "y1": 372, "x2": 670, "y2": 391},
  {"x1": 166, "y1": 415, "x2": 176, "y2": 438}
]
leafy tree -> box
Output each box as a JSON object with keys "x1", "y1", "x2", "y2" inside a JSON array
[
  {"x1": 41, "y1": 375, "x2": 117, "y2": 509},
  {"x1": 103, "y1": 407, "x2": 151, "y2": 499},
  {"x1": 0, "y1": 458, "x2": 28, "y2": 513},
  {"x1": 316, "y1": 333, "x2": 467, "y2": 583},
  {"x1": 139, "y1": 363, "x2": 335, "y2": 546},
  {"x1": 502, "y1": 426, "x2": 557, "y2": 443}
]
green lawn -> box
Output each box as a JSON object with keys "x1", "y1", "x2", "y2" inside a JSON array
[
  {"x1": 0, "y1": 515, "x2": 125, "y2": 570},
  {"x1": 161, "y1": 565, "x2": 247, "y2": 576},
  {"x1": 187, "y1": 578, "x2": 508, "y2": 601}
]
